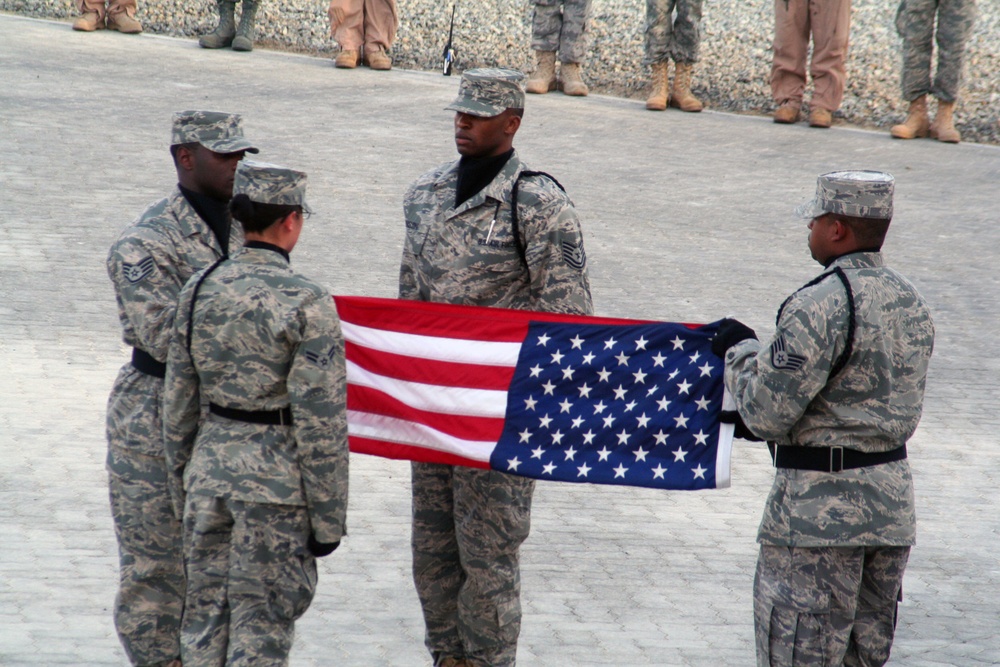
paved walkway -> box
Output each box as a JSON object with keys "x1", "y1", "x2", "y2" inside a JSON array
[{"x1": 1, "y1": 14, "x2": 998, "y2": 666}]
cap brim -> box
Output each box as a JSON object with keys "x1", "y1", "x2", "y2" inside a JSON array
[
  {"x1": 444, "y1": 98, "x2": 504, "y2": 118},
  {"x1": 794, "y1": 199, "x2": 826, "y2": 219},
  {"x1": 201, "y1": 137, "x2": 260, "y2": 154}
]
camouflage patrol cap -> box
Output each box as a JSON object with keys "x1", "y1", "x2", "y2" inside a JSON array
[
  {"x1": 445, "y1": 68, "x2": 526, "y2": 118},
  {"x1": 795, "y1": 170, "x2": 894, "y2": 220},
  {"x1": 233, "y1": 160, "x2": 312, "y2": 214},
  {"x1": 170, "y1": 110, "x2": 259, "y2": 154}
]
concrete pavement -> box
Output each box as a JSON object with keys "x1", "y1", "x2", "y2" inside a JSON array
[{"x1": 1, "y1": 14, "x2": 998, "y2": 666}]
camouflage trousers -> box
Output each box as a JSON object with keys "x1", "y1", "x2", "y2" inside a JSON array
[
  {"x1": 530, "y1": 0, "x2": 593, "y2": 64},
  {"x1": 754, "y1": 545, "x2": 910, "y2": 667},
  {"x1": 643, "y1": 0, "x2": 703, "y2": 65},
  {"x1": 181, "y1": 495, "x2": 317, "y2": 667},
  {"x1": 411, "y1": 462, "x2": 535, "y2": 667},
  {"x1": 895, "y1": 0, "x2": 977, "y2": 102}
]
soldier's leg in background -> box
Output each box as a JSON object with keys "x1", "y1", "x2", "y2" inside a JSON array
[
  {"x1": 361, "y1": 0, "x2": 398, "y2": 55},
  {"x1": 453, "y1": 469, "x2": 535, "y2": 667},
  {"x1": 895, "y1": 0, "x2": 936, "y2": 101},
  {"x1": 77, "y1": 0, "x2": 108, "y2": 20},
  {"x1": 226, "y1": 501, "x2": 316, "y2": 666},
  {"x1": 808, "y1": 0, "x2": 851, "y2": 112},
  {"x1": 670, "y1": 0, "x2": 702, "y2": 63},
  {"x1": 643, "y1": 0, "x2": 676, "y2": 67},
  {"x1": 842, "y1": 546, "x2": 910, "y2": 667},
  {"x1": 328, "y1": 0, "x2": 365, "y2": 51},
  {"x1": 753, "y1": 545, "x2": 864, "y2": 666},
  {"x1": 770, "y1": 0, "x2": 810, "y2": 107},
  {"x1": 106, "y1": 0, "x2": 136, "y2": 19},
  {"x1": 412, "y1": 462, "x2": 466, "y2": 663},
  {"x1": 181, "y1": 495, "x2": 234, "y2": 667},
  {"x1": 556, "y1": 0, "x2": 592, "y2": 64},
  {"x1": 530, "y1": 0, "x2": 564, "y2": 54},
  {"x1": 930, "y1": 0, "x2": 977, "y2": 102}
]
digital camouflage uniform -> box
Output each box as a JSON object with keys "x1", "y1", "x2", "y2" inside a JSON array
[
  {"x1": 530, "y1": 0, "x2": 593, "y2": 65},
  {"x1": 895, "y1": 0, "x2": 977, "y2": 102},
  {"x1": 401, "y1": 69, "x2": 593, "y2": 667},
  {"x1": 106, "y1": 110, "x2": 256, "y2": 667},
  {"x1": 644, "y1": 0, "x2": 703, "y2": 65},
  {"x1": 163, "y1": 161, "x2": 348, "y2": 667},
  {"x1": 722, "y1": 172, "x2": 935, "y2": 666}
]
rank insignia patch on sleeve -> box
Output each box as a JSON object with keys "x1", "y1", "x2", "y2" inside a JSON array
[
  {"x1": 770, "y1": 335, "x2": 806, "y2": 370},
  {"x1": 305, "y1": 345, "x2": 337, "y2": 369},
  {"x1": 122, "y1": 257, "x2": 155, "y2": 283},
  {"x1": 561, "y1": 241, "x2": 586, "y2": 270}
]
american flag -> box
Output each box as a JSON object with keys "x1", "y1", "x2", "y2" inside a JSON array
[{"x1": 334, "y1": 296, "x2": 734, "y2": 491}]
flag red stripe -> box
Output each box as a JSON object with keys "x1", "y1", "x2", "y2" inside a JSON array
[
  {"x1": 346, "y1": 340, "x2": 516, "y2": 390},
  {"x1": 347, "y1": 385, "x2": 507, "y2": 442},
  {"x1": 348, "y1": 435, "x2": 491, "y2": 469}
]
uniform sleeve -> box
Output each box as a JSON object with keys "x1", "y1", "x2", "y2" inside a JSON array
[
  {"x1": 399, "y1": 183, "x2": 424, "y2": 301},
  {"x1": 519, "y1": 180, "x2": 594, "y2": 316},
  {"x1": 289, "y1": 293, "x2": 349, "y2": 544},
  {"x1": 162, "y1": 277, "x2": 203, "y2": 520},
  {"x1": 723, "y1": 289, "x2": 845, "y2": 441},
  {"x1": 107, "y1": 230, "x2": 185, "y2": 361}
]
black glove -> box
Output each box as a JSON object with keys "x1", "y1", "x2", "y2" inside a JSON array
[
  {"x1": 720, "y1": 410, "x2": 764, "y2": 442},
  {"x1": 711, "y1": 318, "x2": 758, "y2": 359},
  {"x1": 307, "y1": 534, "x2": 340, "y2": 558}
]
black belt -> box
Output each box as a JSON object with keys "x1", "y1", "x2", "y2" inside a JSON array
[
  {"x1": 209, "y1": 403, "x2": 293, "y2": 426},
  {"x1": 768, "y1": 443, "x2": 907, "y2": 473},
  {"x1": 131, "y1": 348, "x2": 166, "y2": 379}
]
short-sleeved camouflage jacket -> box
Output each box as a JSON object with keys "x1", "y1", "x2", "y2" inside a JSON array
[
  {"x1": 399, "y1": 151, "x2": 593, "y2": 315},
  {"x1": 724, "y1": 252, "x2": 934, "y2": 547},
  {"x1": 163, "y1": 246, "x2": 348, "y2": 544},
  {"x1": 106, "y1": 188, "x2": 244, "y2": 457}
]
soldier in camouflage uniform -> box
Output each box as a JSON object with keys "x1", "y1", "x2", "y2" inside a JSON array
[
  {"x1": 163, "y1": 160, "x2": 349, "y2": 667},
  {"x1": 712, "y1": 171, "x2": 935, "y2": 666},
  {"x1": 400, "y1": 68, "x2": 593, "y2": 667},
  {"x1": 106, "y1": 110, "x2": 258, "y2": 667},
  {"x1": 643, "y1": 0, "x2": 704, "y2": 112},
  {"x1": 525, "y1": 0, "x2": 593, "y2": 97},
  {"x1": 890, "y1": 0, "x2": 977, "y2": 143}
]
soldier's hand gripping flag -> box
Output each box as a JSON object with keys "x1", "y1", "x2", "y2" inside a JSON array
[{"x1": 334, "y1": 296, "x2": 735, "y2": 490}]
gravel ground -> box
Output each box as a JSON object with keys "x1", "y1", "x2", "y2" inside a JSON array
[{"x1": 4, "y1": 0, "x2": 997, "y2": 144}]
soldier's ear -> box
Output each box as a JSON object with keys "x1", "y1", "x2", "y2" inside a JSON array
[{"x1": 504, "y1": 112, "x2": 522, "y2": 137}]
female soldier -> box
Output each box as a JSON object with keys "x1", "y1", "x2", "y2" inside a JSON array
[{"x1": 163, "y1": 160, "x2": 348, "y2": 666}]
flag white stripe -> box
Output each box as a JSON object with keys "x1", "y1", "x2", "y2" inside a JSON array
[
  {"x1": 347, "y1": 410, "x2": 497, "y2": 462},
  {"x1": 713, "y1": 390, "x2": 735, "y2": 489},
  {"x1": 341, "y1": 321, "x2": 522, "y2": 366},
  {"x1": 347, "y1": 360, "x2": 509, "y2": 418}
]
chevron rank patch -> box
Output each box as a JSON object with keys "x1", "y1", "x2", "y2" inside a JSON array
[
  {"x1": 122, "y1": 257, "x2": 155, "y2": 284},
  {"x1": 770, "y1": 335, "x2": 806, "y2": 370},
  {"x1": 305, "y1": 345, "x2": 336, "y2": 369},
  {"x1": 561, "y1": 240, "x2": 586, "y2": 270}
]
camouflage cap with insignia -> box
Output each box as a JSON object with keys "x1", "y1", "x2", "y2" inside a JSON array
[
  {"x1": 233, "y1": 160, "x2": 312, "y2": 214},
  {"x1": 170, "y1": 110, "x2": 259, "y2": 155},
  {"x1": 795, "y1": 170, "x2": 895, "y2": 220},
  {"x1": 445, "y1": 68, "x2": 526, "y2": 118}
]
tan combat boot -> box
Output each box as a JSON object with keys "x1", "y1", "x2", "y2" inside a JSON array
[
  {"x1": 364, "y1": 47, "x2": 392, "y2": 70},
  {"x1": 107, "y1": 10, "x2": 142, "y2": 33},
  {"x1": 890, "y1": 95, "x2": 930, "y2": 139},
  {"x1": 930, "y1": 99, "x2": 961, "y2": 143},
  {"x1": 335, "y1": 49, "x2": 360, "y2": 68},
  {"x1": 72, "y1": 11, "x2": 104, "y2": 31},
  {"x1": 669, "y1": 62, "x2": 703, "y2": 112},
  {"x1": 560, "y1": 62, "x2": 588, "y2": 96},
  {"x1": 773, "y1": 101, "x2": 801, "y2": 124},
  {"x1": 808, "y1": 107, "x2": 832, "y2": 128},
  {"x1": 526, "y1": 51, "x2": 557, "y2": 94},
  {"x1": 645, "y1": 61, "x2": 669, "y2": 111},
  {"x1": 199, "y1": 0, "x2": 237, "y2": 48}
]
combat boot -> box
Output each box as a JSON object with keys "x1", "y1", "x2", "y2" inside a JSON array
[
  {"x1": 890, "y1": 95, "x2": 929, "y2": 139},
  {"x1": 72, "y1": 11, "x2": 104, "y2": 31},
  {"x1": 669, "y1": 62, "x2": 703, "y2": 112},
  {"x1": 199, "y1": 0, "x2": 237, "y2": 49},
  {"x1": 930, "y1": 99, "x2": 961, "y2": 143},
  {"x1": 645, "y1": 61, "x2": 669, "y2": 111},
  {"x1": 231, "y1": 0, "x2": 259, "y2": 52},
  {"x1": 526, "y1": 51, "x2": 557, "y2": 94},
  {"x1": 107, "y1": 10, "x2": 142, "y2": 33},
  {"x1": 335, "y1": 49, "x2": 360, "y2": 68},
  {"x1": 773, "y1": 101, "x2": 801, "y2": 124},
  {"x1": 364, "y1": 47, "x2": 392, "y2": 70},
  {"x1": 560, "y1": 63, "x2": 588, "y2": 97}
]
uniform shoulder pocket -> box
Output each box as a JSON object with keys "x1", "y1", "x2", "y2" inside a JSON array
[{"x1": 404, "y1": 219, "x2": 431, "y2": 256}]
